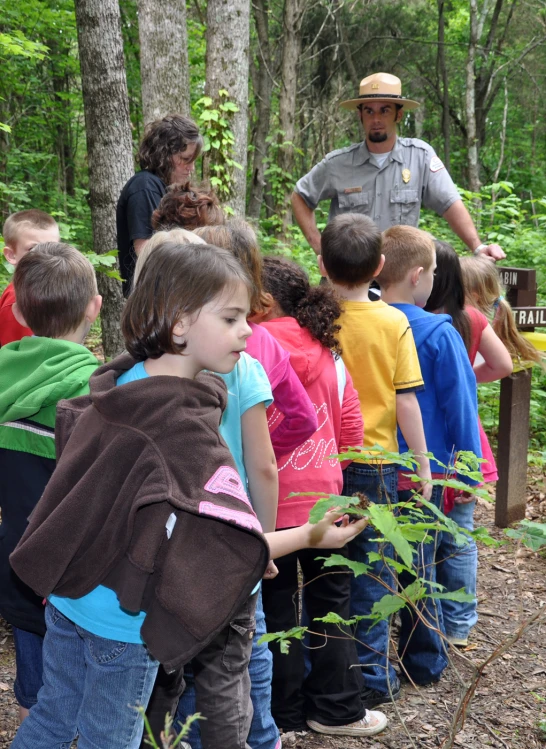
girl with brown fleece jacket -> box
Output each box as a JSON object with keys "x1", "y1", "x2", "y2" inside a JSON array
[{"x1": 10, "y1": 240, "x2": 367, "y2": 749}]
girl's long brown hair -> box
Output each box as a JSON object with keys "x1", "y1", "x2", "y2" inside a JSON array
[{"x1": 460, "y1": 255, "x2": 544, "y2": 368}]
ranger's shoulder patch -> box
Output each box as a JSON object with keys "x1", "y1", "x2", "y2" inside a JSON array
[{"x1": 430, "y1": 156, "x2": 445, "y2": 173}]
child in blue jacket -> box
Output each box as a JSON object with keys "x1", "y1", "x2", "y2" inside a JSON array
[{"x1": 378, "y1": 226, "x2": 482, "y2": 686}]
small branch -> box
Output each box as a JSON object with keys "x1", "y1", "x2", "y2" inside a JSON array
[
  {"x1": 471, "y1": 715, "x2": 511, "y2": 749},
  {"x1": 440, "y1": 607, "x2": 546, "y2": 749}
]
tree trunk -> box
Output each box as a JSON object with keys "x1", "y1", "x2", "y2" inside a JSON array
[
  {"x1": 334, "y1": 0, "x2": 358, "y2": 85},
  {"x1": 138, "y1": 0, "x2": 190, "y2": 125},
  {"x1": 277, "y1": 0, "x2": 303, "y2": 229},
  {"x1": 247, "y1": 0, "x2": 273, "y2": 218},
  {"x1": 465, "y1": 0, "x2": 481, "y2": 192},
  {"x1": 205, "y1": 0, "x2": 251, "y2": 216},
  {"x1": 74, "y1": 0, "x2": 135, "y2": 357},
  {"x1": 437, "y1": 0, "x2": 451, "y2": 169}
]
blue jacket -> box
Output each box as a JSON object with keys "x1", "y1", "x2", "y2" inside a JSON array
[{"x1": 391, "y1": 304, "x2": 481, "y2": 485}]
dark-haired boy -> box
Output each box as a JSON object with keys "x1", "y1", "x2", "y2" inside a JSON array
[
  {"x1": 320, "y1": 213, "x2": 431, "y2": 706},
  {"x1": 379, "y1": 225, "x2": 482, "y2": 681},
  {"x1": 0, "y1": 210, "x2": 60, "y2": 346},
  {"x1": 0, "y1": 243, "x2": 101, "y2": 721}
]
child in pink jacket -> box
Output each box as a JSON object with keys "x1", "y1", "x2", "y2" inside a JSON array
[{"x1": 258, "y1": 257, "x2": 387, "y2": 740}]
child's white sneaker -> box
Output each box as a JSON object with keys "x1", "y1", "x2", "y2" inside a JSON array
[{"x1": 307, "y1": 709, "x2": 388, "y2": 736}]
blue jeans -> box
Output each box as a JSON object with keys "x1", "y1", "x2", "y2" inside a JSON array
[
  {"x1": 176, "y1": 589, "x2": 280, "y2": 749},
  {"x1": 12, "y1": 627, "x2": 44, "y2": 709},
  {"x1": 11, "y1": 604, "x2": 159, "y2": 749},
  {"x1": 397, "y1": 486, "x2": 448, "y2": 684},
  {"x1": 436, "y1": 499, "x2": 478, "y2": 639},
  {"x1": 344, "y1": 462, "x2": 400, "y2": 695}
]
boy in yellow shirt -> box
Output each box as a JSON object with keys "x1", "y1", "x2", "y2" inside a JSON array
[{"x1": 320, "y1": 213, "x2": 431, "y2": 708}]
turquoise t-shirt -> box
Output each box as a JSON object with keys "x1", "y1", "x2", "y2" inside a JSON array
[
  {"x1": 50, "y1": 356, "x2": 272, "y2": 642},
  {"x1": 219, "y1": 352, "x2": 272, "y2": 485}
]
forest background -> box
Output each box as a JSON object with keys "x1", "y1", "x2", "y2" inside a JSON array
[{"x1": 1, "y1": 0, "x2": 546, "y2": 460}]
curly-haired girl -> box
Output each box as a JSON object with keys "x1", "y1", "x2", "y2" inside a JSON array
[{"x1": 258, "y1": 257, "x2": 386, "y2": 739}]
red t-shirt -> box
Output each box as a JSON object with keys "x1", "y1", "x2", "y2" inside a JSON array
[
  {"x1": 0, "y1": 283, "x2": 32, "y2": 346},
  {"x1": 466, "y1": 304, "x2": 488, "y2": 365}
]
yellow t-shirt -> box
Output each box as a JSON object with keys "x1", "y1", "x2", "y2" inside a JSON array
[{"x1": 337, "y1": 300, "x2": 423, "y2": 461}]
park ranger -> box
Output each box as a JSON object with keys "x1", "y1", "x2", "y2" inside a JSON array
[{"x1": 292, "y1": 72, "x2": 505, "y2": 261}]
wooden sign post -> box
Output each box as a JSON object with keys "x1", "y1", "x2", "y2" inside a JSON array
[{"x1": 494, "y1": 267, "x2": 536, "y2": 528}]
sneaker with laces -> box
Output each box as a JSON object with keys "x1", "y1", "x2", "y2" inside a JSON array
[{"x1": 306, "y1": 709, "x2": 388, "y2": 737}]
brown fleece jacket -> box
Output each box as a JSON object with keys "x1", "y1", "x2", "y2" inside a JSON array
[{"x1": 10, "y1": 354, "x2": 270, "y2": 671}]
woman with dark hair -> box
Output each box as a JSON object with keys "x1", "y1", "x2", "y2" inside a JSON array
[
  {"x1": 151, "y1": 182, "x2": 225, "y2": 232},
  {"x1": 116, "y1": 114, "x2": 203, "y2": 295}
]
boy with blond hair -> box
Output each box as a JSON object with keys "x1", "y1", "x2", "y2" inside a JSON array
[
  {"x1": 0, "y1": 243, "x2": 101, "y2": 721},
  {"x1": 0, "y1": 210, "x2": 60, "y2": 346},
  {"x1": 379, "y1": 226, "x2": 481, "y2": 682},
  {"x1": 320, "y1": 213, "x2": 431, "y2": 707}
]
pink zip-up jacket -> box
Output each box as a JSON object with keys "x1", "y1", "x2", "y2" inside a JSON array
[
  {"x1": 261, "y1": 318, "x2": 363, "y2": 529},
  {"x1": 246, "y1": 322, "x2": 317, "y2": 459}
]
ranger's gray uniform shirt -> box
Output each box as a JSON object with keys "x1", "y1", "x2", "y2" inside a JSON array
[{"x1": 294, "y1": 137, "x2": 460, "y2": 231}]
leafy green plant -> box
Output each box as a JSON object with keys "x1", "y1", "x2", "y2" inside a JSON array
[
  {"x1": 505, "y1": 520, "x2": 546, "y2": 552},
  {"x1": 262, "y1": 129, "x2": 303, "y2": 214},
  {"x1": 260, "y1": 446, "x2": 497, "y2": 651},
  {"x1": 194, "y1": 90, "x2": 241, "y2": 203},
  {"x1": 138, "y1": 707, "x2": 202, "y2": 748}
]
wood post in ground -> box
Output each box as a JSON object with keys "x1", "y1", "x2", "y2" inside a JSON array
[
  {"x1": 495, "y1": 267, "x2": 537, "y2": 528},
  {"x1": 495, "y1": 369, "x2": 532, "y2": 527}
]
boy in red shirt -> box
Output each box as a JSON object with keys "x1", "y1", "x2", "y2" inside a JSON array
[{"x1": 1, "y1": 210, "x2": 60, "y2": 346}]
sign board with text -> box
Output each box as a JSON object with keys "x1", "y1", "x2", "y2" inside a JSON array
[
  {"x1": 512, "y1": 307, "x2": 546, "y2": 328},
  {"x1": 498, "y1": 267, "x2": 535, "y2": 291}
]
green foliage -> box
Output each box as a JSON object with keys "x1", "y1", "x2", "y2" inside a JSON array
[
  {"x1": 194, "y1": 90, "x2": 241, "y2": 204},
  {"x1": 138, "y1": 706, "x2": 203, "y2": 748},
  {"x1": 260, "y1": 448, "x2": 497, "y2": 653},
  {"x1": 0, "y1": 31, "x2": 48, "y2": 61},
  {"x1": 367, "y1": 503, "x2": 414, "y2": 568},
  {"x1": 505, "y1": 520, "x2": 546, "y2": 552},
  {"x1": 258, "y1": 626, "x2": 307, "y2": 654},
  {"x1": 262, "y1": 129, "x2": 303, "y2": 214},
  {"x1": 83, "y1": 250, "x2": 122, "y2": 282},
  {"x1": 420, "y1": 183, "x2": 546, "y2": 307},
  {"x1": 303, "y1": 492, "x2": 366, "y2": 524},
  {"x1": 256, "y1": 222, "x2": 322, "y2": 285},
  {"x1": 316, "y1": 554, "x2": 371, "y2": 577}
]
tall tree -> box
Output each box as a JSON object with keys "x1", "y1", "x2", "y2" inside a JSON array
[
  {"x1": 465, "y1": 0, "x2": 482, "y2": 192},
  {"x1": 276, "y1": 0, "x2": 304, "y2": 228},
  {"x1": 138, "y1": 0, "x2": 190, "y2": 125},
  {"x1": 74, "y1": 0, "x2": 134, "y2": 357},
  {"x1": 205, "y1": 0, "x2": 251, "y2": 215},
  {"x1": 247, "y1": 0, "x2": 274, "y2": 218},
  {"x1": 437, "y1": 0, "x2": 451, "y2": 169}
]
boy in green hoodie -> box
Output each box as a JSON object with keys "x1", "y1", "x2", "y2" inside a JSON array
[{"x1": 0, "y1": 242, "x2": 101, "y2": 722}]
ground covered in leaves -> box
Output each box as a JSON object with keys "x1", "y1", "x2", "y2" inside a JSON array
[{"x1": 1, "y1": 476, "x2": 545, "y2": 748}]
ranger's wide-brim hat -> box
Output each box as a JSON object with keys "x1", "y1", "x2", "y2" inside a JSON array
[{"x1": 340, "y1": 72, "x2": 420, "y2": 111}]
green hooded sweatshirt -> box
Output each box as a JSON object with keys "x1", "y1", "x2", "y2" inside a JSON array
[{"x1": 0, "y1": 336, "x2": 100, "y2": 460}]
